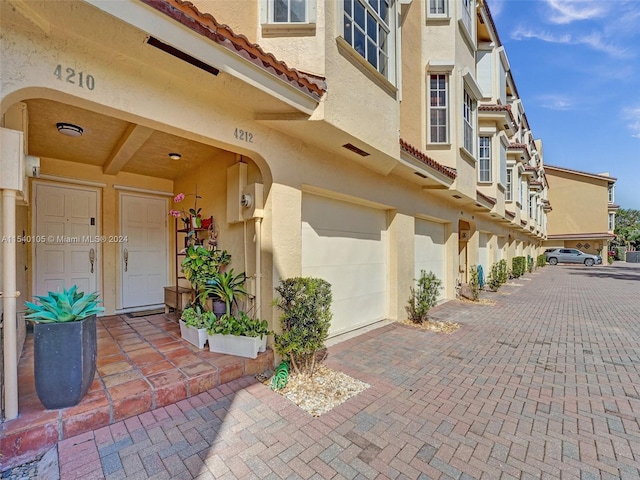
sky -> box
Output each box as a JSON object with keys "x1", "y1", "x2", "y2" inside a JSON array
[{"x1": 487, "y1": 0, "x2": 640, "y2": 211}]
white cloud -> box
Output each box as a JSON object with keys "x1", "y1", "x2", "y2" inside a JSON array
[
  {"x1": 544, "y1": 0, "x2": 607, "y2": 24},
  {"x1": 622, "y1": 107, "x2": 640, "y2": 139},
  {"x1": 510, "y1": 26, "x2": 630, "y2": 58},
  {"x1": 486, "y1": 0, "x2": 505, "y2": 17},
  {"x1": 537, "y1": 94, "x2": 573, "y2": 111}
]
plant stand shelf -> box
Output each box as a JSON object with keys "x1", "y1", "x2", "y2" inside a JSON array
[{"x1": 164, "y1": 286, "x2": 192, "y2": 313}]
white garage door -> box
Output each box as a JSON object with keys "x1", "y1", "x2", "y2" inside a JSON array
[
  {"x1": 302, "y1": 193, "x2": 388, "y2": 337},
  {"x1": 414, "y1": 219, "x2": 446, "y2": 301}
]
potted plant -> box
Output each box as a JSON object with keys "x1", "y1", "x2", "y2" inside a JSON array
[
  {"x1": 179, "y1": 305, "x2": 208, "y2": 349},
  {"x1": 181, "y1": 245, "x2": 231, "y2": 308},
  {"x1": 206, "y1": 310, "x2": 269, "y2": 358},
  {"x1": 24, "y1": 286, "x2": 104, "y2": 409},
  {"x1": 201, "y1": 268, "x2": 247, "y2": 317}
]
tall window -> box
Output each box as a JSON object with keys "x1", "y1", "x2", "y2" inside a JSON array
[
  {"x1": 478, "y1": 137, "x2": 491, "y2": 182},
  {"x1": 609, "y1": 212, "x2": 615, "y2": 231},
  {"x1": 463, "y1": 88, "x2": 474, "y2": 154},
  {"x1": 461, "y1": 0, "x2": 473, "y2": 34},
  {"x1": 608, "y1": 184, "x2": 614, "y2": 203},
  {"x1": 505, "y1": 168, "x2": 513, "y2": 201},
  {"x1": 429, "y1": 74, "x2": 448, "y2": 143},
  {"x1": 343, "y1": 0, "x2": 391, "y2": 77},
  {"x1": 529, "y1": 194, "x2": 535, "y2": 219},
  {"x1": 429, "y1": 0, "x2": 446, "y2": 15},
  {"x1": 270, "y1": 0, "x2": 306, "y2": 22}
]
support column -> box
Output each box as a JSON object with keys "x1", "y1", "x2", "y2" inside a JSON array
[{"x1": 2, "y1": 189, "x2": 19, "y2": 420}]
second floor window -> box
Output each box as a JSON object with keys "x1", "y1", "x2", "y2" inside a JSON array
[
  {"x1": 429, "y1": 74, "x2": 448, "y2": 143},
  {"x1": 343, "y1": 0, "x2": 391, "y2": 77},
  {"x1": 609, "y1": 212, "x2": 615, "y2": 231},
  {"x1": 608, "y1": 184, "x2": 615, "y2": 203},
  {"x1": 463, "y1": 88, "x2": 475, "y2": 155},
  {"x1": 478, "y1": 136, "x2": 491, "y2": 182},
  {"x1": 461, "y1": 0, "x2": 473, "y2": 35},
  {"x1": 505, "y1": 168, "x2": 513, "y2": 201},
  {"x1": 271, "y1": 0, "x2": 306, "y2": 22},
  {"x1": 430, "y1": 0, "x2": 447, "y2": 15}
]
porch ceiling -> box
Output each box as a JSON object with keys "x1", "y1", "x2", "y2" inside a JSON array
[{"x1": 25, "y1": 98, "x2": 223, "y2": 180}]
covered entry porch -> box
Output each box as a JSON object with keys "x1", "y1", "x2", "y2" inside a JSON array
[{"x1": 1, "y1": 311, "x2": 273, "y2": 469}]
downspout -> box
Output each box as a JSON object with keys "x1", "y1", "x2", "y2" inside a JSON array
[
  {"x1": 2, "y1": 189, "x2": 19, "y2": 420},
  {"x1": 254, "y1": 217, "x2": 262, "y2": 320}
]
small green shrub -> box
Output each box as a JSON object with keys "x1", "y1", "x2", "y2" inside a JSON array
[
  {"x1": 512, "y1": 256, "x2": 526, "y2": 278},
  {"x1": 608, "y1": 255, "x2": 614, "y2": 264},
  {"x1": 487, "y1": 262, "x2": 502, "y2": 291},
  {"x1": 468, "y1": 266, "x2": 480, "y2": 301},
  {"x1": 497, "y1": 259, "x2": 508, "y2": 284},
  {"x1": 406, "y1": 270, "x2": 442, "y2": 323},
  {"x1": 180, "y1": 305, "x2": 208, "y2": 329},
  {"x1": 536, "y1": 254, "x2": 546, "y2": 268},
  {"x1": 274, "y1": 277, "x2": 332, "y2": 375}
]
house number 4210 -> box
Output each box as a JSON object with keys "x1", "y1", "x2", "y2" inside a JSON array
[{"x1": 53, "y1": 65, "x2": 95, "y2": 91}]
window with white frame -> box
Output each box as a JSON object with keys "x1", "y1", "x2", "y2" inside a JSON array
[
  {"x1": 461, "y1": 0, "x2": 473, "y2": 35},
  {"x1": 429, "y1": 74, "x2": 448, "y2": 143},
  {"x1": 463, "y1": 88, "x2": 475, "y2": 154},
  {"x1": 343, "y1": 0, "x2": 391, "y2": 78},
  {"x1": 499, "y1": 142, "x2": 507, "y2": 186},
  {"x1": 608, "y1": 184, "x2": 614, "y2": 203},
  {"x1": 429, "y1": 0, "x2": 447, "y2": 16},
  {"x1": 529, "y1": 194, "x2": 535, "y2": 219},
  {"x1": 609, "y1": 212, "x2": 615, "y2": 231},
  {"x1": 505, "y1": 168, "x2": 513, "y2": 201},
  {"x1": 269, "y1": 0, "x2": 307, "y2": 22},
  {"x1": 478, "y1": 136, "x2": 491, "y2": 182}
]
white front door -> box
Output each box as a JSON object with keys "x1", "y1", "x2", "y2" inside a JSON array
[
  {"x1": 34, "y1": 183, "x2": 99, "y2": 297},
  {"x1": 120, "y1": 194, "x2": 168, "y2": 309}
]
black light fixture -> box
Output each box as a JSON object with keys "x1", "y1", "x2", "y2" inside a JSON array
[
  {"x1": 56, "y1": 122, "x2": 83, "y2": 137},
  {"x1": 168, "y1": 153, "x2": 182, "y2": 160}
]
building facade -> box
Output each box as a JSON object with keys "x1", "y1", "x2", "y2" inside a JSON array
[
  {"x1": 1, "y1": 0, "x2": 568, "y2": 421},
  {"x1": 544, "y1": 165, "x2": 618, "y2": 256}
]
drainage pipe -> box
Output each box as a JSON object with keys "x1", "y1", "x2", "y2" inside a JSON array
[{"x1": 254, "y1": 217, "x2": 262, "y2": 320}]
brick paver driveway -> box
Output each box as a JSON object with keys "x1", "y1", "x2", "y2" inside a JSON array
[{"x1": 58, "y1": 263, "x2": 640, "y2": 479}]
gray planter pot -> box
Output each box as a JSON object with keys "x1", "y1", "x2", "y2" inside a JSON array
[{"x1": 34, "y1": 314, "x2": 97, "y2": 409}]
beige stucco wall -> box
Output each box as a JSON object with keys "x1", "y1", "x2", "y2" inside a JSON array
[{"x1": 546, "y1": 170, "x2": 609, "y2": 235}]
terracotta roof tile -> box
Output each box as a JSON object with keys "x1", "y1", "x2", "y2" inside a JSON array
[
  {"x1": 141, "y1": 0, "x2": 326, "y2": 99},
  {"x1": 478, "y1": 104, "x2": 517, "y2": 130},
  {"x1": 476, "y1": 191, "x2": 497, "y2": 205},
  {"x1": 399, "y1": 139, "x2": 457, "y2": 180},
  {"x1": 508, "y1": 143, "x2": 528, "y2": 150}
]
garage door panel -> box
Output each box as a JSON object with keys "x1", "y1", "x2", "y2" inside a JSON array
[{"x1": 302, "y1": 193, "x2": 387, "y2": 337}]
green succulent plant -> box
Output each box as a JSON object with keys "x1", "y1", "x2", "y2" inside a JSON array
[{"x1": 24, "y1": 285, "x2": 105, "y2": 323}]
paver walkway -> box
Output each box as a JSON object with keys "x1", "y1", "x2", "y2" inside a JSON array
[{"x1": 55, "y1": 262, "x2": 640, "y2": 479}]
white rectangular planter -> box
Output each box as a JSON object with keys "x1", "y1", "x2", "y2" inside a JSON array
[
  {"x1": 207, "y1": 333, "x2": 261, "y2": 359},
  {"x1": 180, "y1": 320, "x2": 208, "y2": 349},
  {"x1": 259, "y1": 335, "x2": 267, "y2": 353}
]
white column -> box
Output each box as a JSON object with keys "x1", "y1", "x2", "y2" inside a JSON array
[{"x1": 2, "y1": 189, "x2": 19, "y2": 420}]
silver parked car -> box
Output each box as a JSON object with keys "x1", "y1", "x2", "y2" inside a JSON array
[{"x1": 544, "y1": 248, "x2": 602, "y2": 266}]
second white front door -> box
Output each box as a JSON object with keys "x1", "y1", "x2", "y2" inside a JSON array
[{"x1": 120, "y1": 194, "x2": 168, "y2": 309}]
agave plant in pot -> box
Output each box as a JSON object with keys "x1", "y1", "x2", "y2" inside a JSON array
[{"x1": 24, "y1": 286, "x2": 105, "y2": 409}]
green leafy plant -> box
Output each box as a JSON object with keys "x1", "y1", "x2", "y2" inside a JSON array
[
  {"x1": 24, "y1": 285, "x2": 104, "y2": 323},
  {"x1": 406, "y1": 270, "x2": 442, "y2": 323},
  {"x1": 206, "y1": 310, "x2": 269, "y2": 338},
  {"x1": 181, "y1": 246, "x2": 232, "y2": 307},
  {"x1": 468, "y1": 266, "x2": 480, "y2": 301},
  {"x1": 180, "y1": 305, "x2": 208, "y2": 329},
  {"x1": 486, "y1": 262, "x2": 502, "y2": 291},
  {"x1": 201, "y1": 269, "x2": 247, "y2": 316},
  {"x1": 527, "y1": 256, "x2": 534, "y2": 273},
  {"x1": 536, "y1": 254, "x2": 546, "y2": 268},
  {"x1": 497, "y1": 259, "x2": 508, "y2": 284},
  {"x1": 512, "y1": 256, "x2": 526, "y2": 278},
  {"x1": 274, "y1": 277, "x2": 332, "y2": 375}
]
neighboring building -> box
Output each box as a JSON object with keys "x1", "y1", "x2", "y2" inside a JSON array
[
  {"x1": 0, "y1": 0, "x2": 575, "y2": 423},
  {"x1": 544, "y1": 165, "x2": 618, "y2": 256}
]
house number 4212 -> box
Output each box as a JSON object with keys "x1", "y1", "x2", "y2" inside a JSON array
[
  {"x1": 234, "y1": 128, "x2": 253, "y2": 143},
  {"x1": 53, "y1": 65, "x2": 95, "y2": 91}
]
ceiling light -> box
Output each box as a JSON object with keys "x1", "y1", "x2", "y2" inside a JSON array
[
  {"x1": 56, "y1": 122, "x2": 83, "y2": 137},
  {"x1": 168, "y1": 153, "x2": 182, "y2": 160}
]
